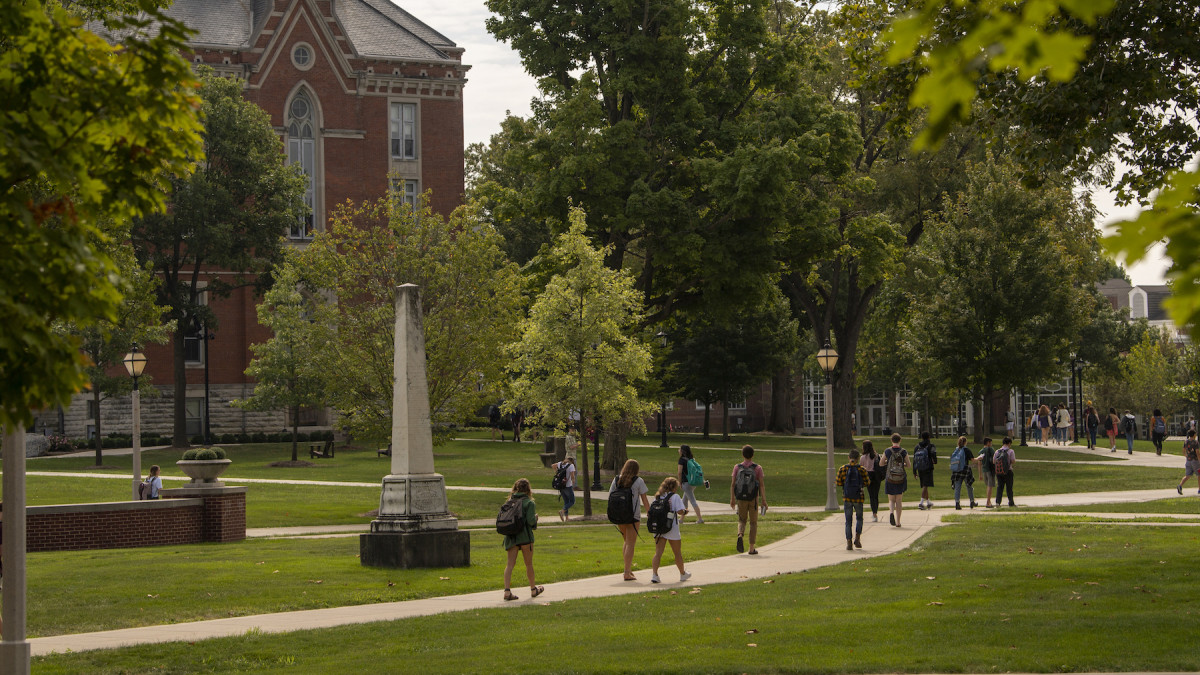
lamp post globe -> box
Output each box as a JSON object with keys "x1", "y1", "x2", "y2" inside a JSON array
[
  {"x1": 123, "y1": 344, "x2": 147, "y2": 501},
  {"x1": 817, "y1": 341, "x2": 839, "y2": 511}
]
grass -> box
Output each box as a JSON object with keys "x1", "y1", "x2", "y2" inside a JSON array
[
  {"x1": 1035, "y1": 494, "x2": 1200, "y2": 514},
  {"x1": 25, "y1": 520, "x2": 800, "y2": 637},
  {"x1": 33, "y1": 516, "x2": 1200, "y2": 674}
]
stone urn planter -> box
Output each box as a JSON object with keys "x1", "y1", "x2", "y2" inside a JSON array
[
  {"x1": 176, "y1": 459, "x2": 232, "y2": 485},
  {"x1": 177, "y1": 447, "x2": 232, "y2": 486}
]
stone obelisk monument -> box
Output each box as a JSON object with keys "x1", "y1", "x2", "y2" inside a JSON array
[{"x1": 360, "y1": 284, "x2": 470, "y2": 568}]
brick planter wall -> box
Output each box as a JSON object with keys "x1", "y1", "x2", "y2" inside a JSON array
[{"x1": 23, "y1": 487, "x2": 245, "y2": 552}]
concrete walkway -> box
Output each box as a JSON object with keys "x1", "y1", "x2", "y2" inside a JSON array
[{"x1": 28, "y1": 483, "x2": 1196, "y2": 657}]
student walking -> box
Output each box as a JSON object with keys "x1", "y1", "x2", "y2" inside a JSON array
[
  {"x1": 677, "y1": 445, "x2": 706, "y2": 524},
  {"x1": 1105, "y1": 407, "x2": 1120, "y2": 451},
  {"x1": 551, "y1": 455, "x2": 576, "y2": 521},
  {"x1": 993, "y1": 437, "x2": 1016, "y2": 507},
  {"x1": 649, "y1": 477, "x2": 692, "y2": 583},
  {"x1": 883, "y1": 433, "x2": 909, "y2": 527},
  {"x1": 500, "y1": 479, "x2": 541, "y2": 601},
  {"x1": 948, "y1": 436, "x2": 977, "y2": 510},
  {"x1": 1122, "y1": 411, "x2": 1138, "y2": 454},
  {"x1": 1039, "y1": 404, "x2": 1052, "y2": 444},
  {"x1": 730, "y1": 445, "x2": 766, "y2": 554},
  {"x1": 913, "y1": 432, "x2": 937, "y2": 510},
  {"x1": 610, "y1": 459, "x2": 651, "y2": 581},
  {"x1": 1084, "y1": 405, "x2": 1100, "y2": 449},
  {"x1": 1178, "y1": 431, "x2": 1200, "y2": 495},
  {"x1": 977, "y1": 437, "x2": 997, "y2": 508},
  {"x1": 859, "y1": 440, "x2": 884, "y2": 521},
  {"x1": 1055, "y1": 404, "x2": 1071, "y2": 445},
  {"x1": 1150, "y1": 409, "x2": 1167, "y2": 455},
  {"x1": 836, "y1": 449, "x2": 871, "y2": 549}
]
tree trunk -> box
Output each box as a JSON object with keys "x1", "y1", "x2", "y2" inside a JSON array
[
  {"x1": 602, "y1": 418, "x2": 629, "y2": 471},
  {"x1": 92, "y1": 388, "x2": 103, "y2": 465},
  {"x1": 832, "y1": 367, "x2": 856, "y2": 449},
  {"x1": 291, "y1": 404, "x2": 300, "y2": 462},
  {"x1": 173, "y1": 324, "x2": 189, "y2": 447},
  {"x1": 702, "y1": 402, "x2": 711, "y2": 439},
  {"x1": 580, "y1": 410, "x2": 593, "y2": 517},
  {"x1": 766, "y1": 368, "x2": 794, "y2": 432},
  {"x1": 721, "y1": 402, "x2": 730, "y2": 441}
]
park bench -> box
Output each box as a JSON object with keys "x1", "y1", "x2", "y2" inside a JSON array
[
  {"x1": 309, "y1": 439, "x2": 334, "y2": 459},
  {"x1": 378, "y1": 444, "x2": 391, "y2": 458}
]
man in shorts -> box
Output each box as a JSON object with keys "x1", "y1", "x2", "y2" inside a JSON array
[
  {"x1": 1178, "y1": 431, "x2": 1200, "y2": 495},
  {"x1": 730, "y1": 445, "x2": 766, "y2": 555},
  {"x1": 977, "y1": 437, "x2": 997, "y2": 508}
]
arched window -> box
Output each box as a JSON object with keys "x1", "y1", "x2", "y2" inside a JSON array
[
  {"x1": 287, "y1": 89, "x2": 316, "y2": 239},
  {"x1": 1131, "y1": 290, "x2": 1147, "y2": 319}
]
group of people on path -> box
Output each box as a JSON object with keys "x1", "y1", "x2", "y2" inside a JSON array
[
  {"x1": 837, "y1": 433, "x2": 1018, "y2": 548},
  {"x1": 1038, "y1": 403, "x2": 1196, "y2": 457}
]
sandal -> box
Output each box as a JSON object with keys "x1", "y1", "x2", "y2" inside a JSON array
[
  {"x1": 623, "y1": 575, "x2": 637, "y2": 581},
  {"x1": 503, "y1": 589, "x2": 518, "y2": 601},
  {"x1": 530, "y1": 585, "x2": 545, "y2": 598}
]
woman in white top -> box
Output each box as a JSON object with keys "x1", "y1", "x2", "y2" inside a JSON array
[
  {"x1": 610, "y1": 459, "x2": 651, "y2": 581},
  {"x1": 650, "y1": 477, "x2": 692, "y2": 584},
  {"x1": 144, "y1": 465, "x2": 163, "y2": 499}
]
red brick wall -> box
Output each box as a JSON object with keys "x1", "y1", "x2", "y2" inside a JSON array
[{"x1": 24, "y1": 491, "x2": 245, "y2": 552}]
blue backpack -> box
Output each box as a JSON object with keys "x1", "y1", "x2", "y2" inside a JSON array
[
  {"x1": 950, "y1": 447, "x2": 967, "y2": 473},
  {"x1": 914, "y1": 444, "x2": 933, "y2": 472},
  {"x1": 843, "y1": 465, "x2": 863, "y2": 500}
]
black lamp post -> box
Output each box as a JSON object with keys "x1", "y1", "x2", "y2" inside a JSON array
[
  {"x1": 193, "y1": 318, "x2": 216, "y2": 445},
  {"x1": 816, "y1": 341, "x2": 838, "y2": 511},
  {"x1": 123, "y1": 343, "x2": 147, "y2": 500},
  {"x1": 657, "y1": 330, "x2": 668, "y2": 448}
]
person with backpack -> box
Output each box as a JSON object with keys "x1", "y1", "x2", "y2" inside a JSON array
[
  {"x1": 1122, "y1": 410, "x2": 1138, "y2": 454},
  {"x1": 992, "y1": 437, "x2": 1016, "y2": 507},
  {"x1": 836, "y1": 449, "x2": 871, "y2": 550},
  {"x1": 883, "y1": 433, "x2": 909, "y2": 527},
  {"x1": 551, "y1": 455, "x2": 576, "y2": 521},
  {"x1": 947, "y1": 436, "x2": 977, "y2": 510},
  {"x1": 859, "y1": 440, "x2": 884, "y2": 522},
  {"x1": 499, "y1": 478, "x2": 541, "y2": 601},
  {"x1": 609, "y1": 459, "x2": 651, "y2": 581},
  {"x1": 1055, "y1": 404, "x2": 1071, "y2": 445},
  {"x1": 140, "y1": 465, "x2": 162, "y2": 500},
  {"x1": 729, "y1": 445, "x2": 766, "y2": 554},
  {"x1": 1150, "y1": 408, "x2": 1167, "y2": 455},
  {"x1": 676, "y1": 444, "x2": 706, "y2": 524},
  {"x1": 1177, "y1": 430, "x2": 1200, "y2": 495},
  {"x1": 1084, "y1": 404, "x2": 1100, "y2": 450},
  {"x1": 975, "y1": 437, "x2": 997, "y2": 508},
  {"x1": 648, "y1": 477, "x2": 692, "y2": 583},
  {"x1": 1105, "y1": 407, "x2": 1120, "y2": 451},
  {"x1": 913, "y1": 431, "x2": 937, "y2": 510}
]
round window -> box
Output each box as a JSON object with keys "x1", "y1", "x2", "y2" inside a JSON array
[
  {"x1": 290, "y1": 96, "x2": 310, "y2": 121},
  {"x1": 292, "y1": 44, "x2": 313, "y2": 70}
]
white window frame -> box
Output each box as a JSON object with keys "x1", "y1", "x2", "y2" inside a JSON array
[
  {"x1": 287, "y1": 90, "x2": 317, "y2": 240},
  {"x1": 390, "y1": 102, "x2": 417, "y2": 159},
  {"x1": 390, "y1": 178, "x2": 419, "y2": 210}
]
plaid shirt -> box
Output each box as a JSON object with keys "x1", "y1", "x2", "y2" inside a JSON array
[{"x1": 836, "y1": 462, "x2": 872, "y2": 504}]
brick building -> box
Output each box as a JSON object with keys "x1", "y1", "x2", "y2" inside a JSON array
[{"x1": 46, "y1": 0, "x2": 467, "y2": 441}]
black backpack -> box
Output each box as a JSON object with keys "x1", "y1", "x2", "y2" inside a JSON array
[
  {"x1": 646, "y1": 495, "x2": 672, "y2": 534},
  {"x1": 733, "y1": 463, "x2": 759, "y2": 501},
  {"x1": 1102, "y1": 414, "x2": 1113, "y2": 432},
  {"x1": 551, "y1": 462, "x2": 570, "y2": 490},
  {"x1": 1124, "y1": 416, "x2": 1135, "y2": 433},
  {"x1": 843, "y1": 465, "x2": 863, "y2": 500},
  {"x1": 607, "y1": 482, "x2": 636, "y2": 524},
  {"x1": 913, "y1": 444, "x2": 933, "y2": 472},
  {"x1": 993, "y1": 448, "x2": 1011, "y2": 476},
  {"x1": 496, "y1": 497, "x2": 526, "y2": 536}
]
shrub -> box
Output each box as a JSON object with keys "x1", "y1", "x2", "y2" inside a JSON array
[
  {"x1": 101, "y1": 437, "x2": 117, "y2": 449},
  {"x1": 294, "y1": 432, "x2": 309, "y2": 443},
  {"x1": 209, "y1": 447, "x2": 227, "y2": 460},
  {"x1": 182, "y1": 449, "x2": 200, "y2": 460},
  {"x1": 322, "y1": 430, "x2": 335, "y2": 441},
  {"x1": 251, "y1": 432, "x2": 267, "y2": 443},
  {"x1": 46, "y1": 435, "x2": 76, "y2": 453},
  {"x1": 220, "y1": 433, "x2": 237, "y2": 444},
  {"x1": 194, "y1": 448, "x2": 218, "y2": 460}
]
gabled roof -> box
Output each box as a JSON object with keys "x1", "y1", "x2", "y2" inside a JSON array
[{"x1": 157, "y1": 0, "x2": 458, "y2": 61}]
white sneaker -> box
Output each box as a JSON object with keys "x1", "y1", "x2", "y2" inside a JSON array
[
  {"x1": 680, "y1": 571, "x2": 692, "y2": 582},
  {"x1": 650, "y1": 573, "x2": 661, "y2": 584}
]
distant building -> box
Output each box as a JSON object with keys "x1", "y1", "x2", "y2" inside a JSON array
[{"x1": 45, "y1": 0, "x2": 467, "y2": 441}]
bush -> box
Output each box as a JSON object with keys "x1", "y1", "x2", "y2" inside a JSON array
[
  {"x1": 194, "y1": 448, "x2": 218, "y2": 460},
  {"x1": 46, "y1": 435, "x2": 76, "y2": 453},
  {"x1": 322, "y1": 430, "x2": 335, "y2": 441},
  {"x1": 251, "y1": 432, "x2": 267, "y2": 443},
  {"x1": 294, "y1": 432, "x2": 309, "y2": 443},
  {"x1": 209, "y1": 447, "x2": 227, "y2": 460},
  {"x1": 101, "y1": 437, "x2": 117, "y2": 449},
  {"x1": 220, "y1": 433, "x2": 237, "y2": 444},
  {"x1": 182, "y1": 449, "x2": 200, "y2": 460}
]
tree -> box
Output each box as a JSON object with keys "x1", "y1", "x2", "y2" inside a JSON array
[
  {"x1": 900, "y1": 154, "x2": 1104, "y2": 440},
  {"x1": 0, "y1": 0, "x2": 202, "y2": 428},
  {"x1": 505, "y1": 207, "x2": 654, "y2": 516},
  {"x1": 671, "y1": 291, "x2": 798, "y2": 440},
  {"x1": 294, "y1": 195, "x2": 522, "y2": 445},
  {"x1": 131, "y1": 70, "x2": 306, "y2": 447},
  {"x1": 71, "y1": 243, "x2": 173, "y2": 465},
  {"x1": 1120, "y1": 331, "x2": 1181, "y2": 419},
  {"x1": 883, "y1": 0, "x2": 1200, "y2": 337},
  {"x1": 479, "y1": 0, "x2": 859, "y2": 323},
  {"x1": 235, "y1": 262, "x2": 331, "y2": 462}
]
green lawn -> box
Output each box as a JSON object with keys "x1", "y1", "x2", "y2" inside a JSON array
[
  {"x1": 24, "y1": 521, "x2": 800, "y2": 637},
  {"x1": 33, "y1": 516, "x2": 1200, "y2": 674},
  {"x1": 1035, "y1": 494, "x2": 1200, "y2": 514},
  {"x1": 18, "y1": 436, "x2": 1180, "y2": 510}
]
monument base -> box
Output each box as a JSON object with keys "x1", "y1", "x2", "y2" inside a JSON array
[{"x1": 359, "y1": 529, "x2": 471, "y2": 568}]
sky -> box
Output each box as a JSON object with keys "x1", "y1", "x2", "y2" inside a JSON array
[{"x1": 401, "y1": 0, "x2": 1168, "y2": 286}]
